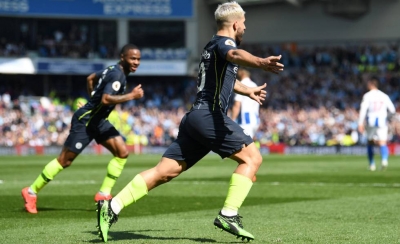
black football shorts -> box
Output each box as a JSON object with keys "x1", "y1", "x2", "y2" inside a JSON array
[
  {"x1": 163, "y1": 109, "x2": 253, "y2": 170},
  {"x1": 64, "y1": 110, "x2": 120, "y2": 154}
]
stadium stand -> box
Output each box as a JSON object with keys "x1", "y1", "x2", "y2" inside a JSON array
[
  {"x1": 0, "y1": 0, "x2": 398, "y2": 152},
  {"x1": 0, "y1": 42, "x2": 399, "y2": 148}
]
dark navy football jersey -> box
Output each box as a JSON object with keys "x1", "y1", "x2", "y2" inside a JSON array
[
  {"x1": 79, "y1": 64, "x2": 127, "y2": 126},
  {"x1": 193, "y1": 35, "x2": 238, "y2": 114}
]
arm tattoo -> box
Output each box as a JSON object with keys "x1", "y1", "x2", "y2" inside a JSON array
[
  {"x1": 234, "y1": 80, "x2": 249, "y2": 96},
  {"x1": 238, "y1": 83, "x2": 248, "y2": 90}
]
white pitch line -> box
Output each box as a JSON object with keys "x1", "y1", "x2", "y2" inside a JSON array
[
  {"x1": 170, "y1": 181, "x2": 400, "y2": 188},
  {"x1": 0, "y1": 180, "x2": 97, "y2": 185},
  {"x1": 1, "y1": 180, "x2": 400, "y2": 188}
]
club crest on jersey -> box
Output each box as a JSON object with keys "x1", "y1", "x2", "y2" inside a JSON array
[
  {"x1": 233, "y1": 67, "x2": 238, "y2": 74},
  {"x1": 112, "y1": 81, "x2": 121, "y2": 91},
  {"x1": 225, "y1": 39, "x2": 236, "y2": 47},
  {"x1": 75, "y1": 142, "x2": 82, "y2": 149}
]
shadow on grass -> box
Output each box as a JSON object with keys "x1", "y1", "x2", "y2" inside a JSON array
[
  {"x1": 36, "y1": 207, "x2": 95, "y2": 212},
  {"x1": 16, "y1": 206, "x2": 95, "y2": 213},
  {"x1": 185, "y1": 174, "x2": 397, "y2": 184},
  {"x1": 5, "y1": 195, "x2": 323, "y2": 219},
  {"x1": 85, "y1": 230, "x2": 217, "y2": 243}
]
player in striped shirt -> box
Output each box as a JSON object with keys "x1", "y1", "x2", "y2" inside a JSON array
[
  {"x1": 231, "y1": 68, "x2": 260, "y2": 139},
  {"x1": 358, "y1": 77, "x2": 396, "y2": 171}
]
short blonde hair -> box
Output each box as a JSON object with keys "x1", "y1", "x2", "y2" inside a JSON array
[{"x1": 214, "y1": 1, "x2": 245, "y2": 27}]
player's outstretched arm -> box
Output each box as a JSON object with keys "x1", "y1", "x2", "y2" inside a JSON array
[
  {"x1": 226, "y1": 49, "x2": 284, "y2": 74},
  {"x1": 234, "y1": 80, "x2": 267, "y2": 105},
  {"x1": 101, "y1": 84, "x2": 144, "y2": 105}
]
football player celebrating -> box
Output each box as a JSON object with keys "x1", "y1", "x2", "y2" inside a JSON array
[
  {"x1": 96, "y1": 2, "x2": 283, "y2": 242},
  {"x1": 22, "y1": 44, "x2": 144, "y2": 213}
]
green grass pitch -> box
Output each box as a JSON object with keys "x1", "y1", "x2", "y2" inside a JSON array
[{"x1": 1, "y1": 154, "x2": 400, "y2": 243}]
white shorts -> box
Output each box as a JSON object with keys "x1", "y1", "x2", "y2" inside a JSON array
[
  {"x1": 240, "y1": 124, "x2": 259, "y2": 139},
  {"x1": 366, "y1": 126, "x2": 388, "y2": 141}
]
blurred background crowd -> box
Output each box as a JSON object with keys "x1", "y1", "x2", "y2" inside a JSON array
[
  {"x1": 1, "y1": 0, "x2": 400, "y2": 149},
  {"x1": 0, "y1": 42, "x2": 399, "y2": 147}
]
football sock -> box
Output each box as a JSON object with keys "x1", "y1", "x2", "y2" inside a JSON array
[
  {"x1": 99, "y1": 157, "x2": 127, "y2": 194},
  {"x1": 380, "y1": 145, "x2": 389, "y2": 163},
  {"x1": 111, "y1": 174, "x2": 148, "y2": 214},
  {"x1": 30, "y1": 158, "x2": 64, "y2": 194},
  {"x1": 367, "y1": 144, "x2": 374, "y2": 165},
  {"x1": 221, "y1": 173, "x2": 253, "y2": 217},
  {"x1": 28, "y1": 187, "x2": 36, "y2": 195}
]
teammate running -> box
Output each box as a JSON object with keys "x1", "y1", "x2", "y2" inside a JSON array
[{"x1": 22, "y1": 44, "x2": 144, "y2": 214}]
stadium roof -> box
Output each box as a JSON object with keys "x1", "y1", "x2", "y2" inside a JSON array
[{"x1": 206, "y1": 0, "x2": 371, "y2": 20}]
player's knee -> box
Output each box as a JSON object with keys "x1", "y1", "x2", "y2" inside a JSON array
[
  {"x1": 156, "y1": 167, "x2": 181, "y2": 184},
  {"x1": 159, "y1": 175, "x2": 172, "y2": 184},
  {"x1": 154, "y1": 158, "x2": 184, "y2": 184},
  {"x1": 250, "y1": 152, "x2": 263, "y2": 168},
  {"x1": 241, "y1": 150, "x2": 262, "y2": 171},
  {"x1": 58, "y1": 148, "x2": 78, "y2": 168},
  {"x1": 57, "y1": 155, "x2": 74, "y2": 168},
  {"x1": 238, "y1": 152, "x2": 262, "y2": 172},
  {"x1": 159, "y1": 171, "x2": 180, "y2": 183},
  {"x1": 116, "y1": 150, "x2": 129, "y2": 159},
  {"x1": 58, "y1": 158, "x2": 73, "y2": 168}
]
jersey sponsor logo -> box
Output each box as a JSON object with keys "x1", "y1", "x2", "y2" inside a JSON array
[
  {"x1": 101, "y1": 69, "x2": 108, "y2": 79},
  {"x1": 75, "y1": 142, "x2": 82, "y2": 150},
  {"x1": 112, "y1": 81, "x2": 121, "y2": 91},
  {"x1": 202, "y1": 50, "x2": 211, "y2": 59},
  {"x1": 225, "y1": 39, "x2": 236, "y2": 47}
]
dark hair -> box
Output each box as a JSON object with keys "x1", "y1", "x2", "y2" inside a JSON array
[
  {"x1": 368, "y1": 76, "x2": 379, "y2": 88},
  {"x1": 120, "y1": 44, "x2": 139, "y2": 56}
]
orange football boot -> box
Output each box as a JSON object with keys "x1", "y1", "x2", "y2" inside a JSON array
[
  {"x1": 94, "y1": 192, "x2": 112, "y2": 202},
  {"x1": 21, "y1": 187, "x2": 37, "y2": 214}
]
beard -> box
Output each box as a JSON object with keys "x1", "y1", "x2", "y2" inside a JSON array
[
  {"x1": 235, "y1": 31, "x2": 244, "y2": 46},
  {"x1": 235, "y1": 38, "x2": 241, "y2": 46}
]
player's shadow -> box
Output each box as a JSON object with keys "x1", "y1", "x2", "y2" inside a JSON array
[
  {"x1": 17, "y1": 207, "x2": 94, "y2": 214},
  {"x1": 86, "y1": 230, "x2": 217, "y2": 243},
  {"x1": 36, "y1": 207, "x2": 94, "y2": 212}
]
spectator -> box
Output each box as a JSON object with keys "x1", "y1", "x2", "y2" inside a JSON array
[{"x1": 0, "y1": 42, "x2": 399, "y2": 147}]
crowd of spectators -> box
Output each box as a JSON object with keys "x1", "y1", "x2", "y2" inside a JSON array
[
  {"x1": 0, "y1": 42, "x2": 399, "y2": 148},
  {"x1": 0, "y1": 95, "x2": 187, "y2": 148},
  {"x1": 0, "y1": 38, "x2": 26, "y2": 57},
  {"x1": 239, "y1": 42, "x2": 400, "y2": 145},
  {"x1": 37, "y1": 25, "x2": 118, "y2": 59},
  {"x1": 242, "y1": 42, "x2": 400, "y2": 109},
  {"x1": 0, "y1": 95, "x2": 398, "y2": 149},
  {"x1": 258, "y1": 107, "x2": 400, "y2": 146},
  {"x1": 0, "y1": 20, "x2": 118, "y2": 59}
]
